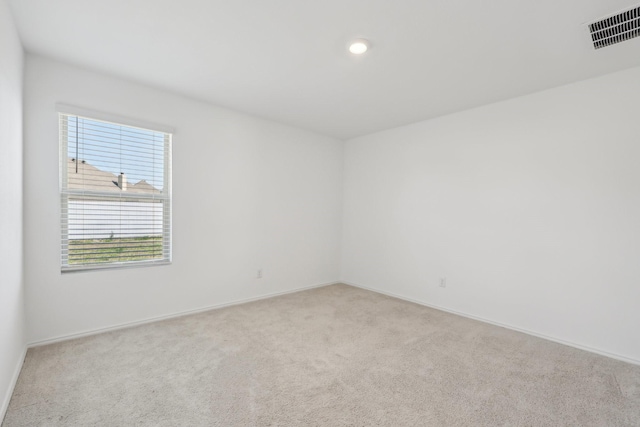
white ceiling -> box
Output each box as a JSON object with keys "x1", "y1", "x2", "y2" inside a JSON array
[{"x1": 8, "y1": 0, "x2": 640, "y2": 139}]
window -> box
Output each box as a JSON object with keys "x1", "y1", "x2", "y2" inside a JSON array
[{"x1": 60, "y1": 110, "x2": 172, "y2": 271}]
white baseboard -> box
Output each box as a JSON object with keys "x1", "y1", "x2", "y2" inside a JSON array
[
  {"x1": 1, "y1": 345, "x2": 27, "y2": 424},
  {"x1": 342, "y1": 280, "x2": 640, "y2": 366},
  {"x1": 29, "y1": 281, "x2": 339, "y2": 348}
]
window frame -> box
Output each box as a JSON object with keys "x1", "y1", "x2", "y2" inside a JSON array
[{"x1": 58, "y1": 105, "x2": 173, "y2": 273}]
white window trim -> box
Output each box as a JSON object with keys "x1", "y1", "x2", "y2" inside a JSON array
[
  {"x1": 59, "y1": 106, "x2": 173, "y2": 273},
  {"x1": 56, "y1": 104, "x2": 175, "y2": 134}
]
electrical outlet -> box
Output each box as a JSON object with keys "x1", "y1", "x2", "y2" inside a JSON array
[
  {"x1": 257, "y1": 269, "x2": 263, "y2": 279},
  {"x1": 439, "y1": 277, "x2": 447, "y2": 288}
]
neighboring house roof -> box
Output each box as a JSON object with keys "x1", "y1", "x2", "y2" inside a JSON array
[
  {"x1": 67, "y1": 158, "x2": 160, "y2": 194},
  {"x1": 128, "y1": 179, "x2": 159, "y2": 193}
]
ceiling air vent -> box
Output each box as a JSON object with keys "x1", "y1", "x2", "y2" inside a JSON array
[{"x1": 588, "y1": 5, "x2": 640, "y2": 49}]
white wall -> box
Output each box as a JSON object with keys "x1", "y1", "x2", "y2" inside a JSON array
[
  {"x1": 342, "y1": 66, "x2": 640, "y2": 363},
  {"x1": 18, "y1": 33, "x2": 640, "y2": 372},
  {"x1": 24, "y1": 55, "x2": 343, "y2": 343},
  {"x1": 0, "y1": 0, "x2": 25, "y2": 418}
]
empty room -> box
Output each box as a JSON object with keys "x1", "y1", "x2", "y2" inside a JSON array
[{"x1": 2, "y1": 0, "x2": 640, "y2": 425}]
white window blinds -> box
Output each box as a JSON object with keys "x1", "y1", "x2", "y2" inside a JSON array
[{"x1": 60, "y1": 113, "x2": 172, "y2": 271}]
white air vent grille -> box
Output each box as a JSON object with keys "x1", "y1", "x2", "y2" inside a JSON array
[{"x1": 589, "y1": 6, "x2": 640, "y2": 49}]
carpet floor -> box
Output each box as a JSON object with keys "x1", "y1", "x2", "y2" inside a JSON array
[{"x1": 3, "y1": 284, "x2": 640, "y2": 426}]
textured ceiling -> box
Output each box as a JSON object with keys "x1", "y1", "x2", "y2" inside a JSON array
[{"x1": 9, "y1": 0, "x2": 640, "y2": 139}]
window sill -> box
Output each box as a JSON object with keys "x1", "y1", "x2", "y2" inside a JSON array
[{"x1": 61, "y1": 260, "x2": 171, "y2": 274}]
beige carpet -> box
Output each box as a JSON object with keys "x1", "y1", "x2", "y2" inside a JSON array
[{"x1": 3, "y1": 284, "x2": 640, "y2": 426}]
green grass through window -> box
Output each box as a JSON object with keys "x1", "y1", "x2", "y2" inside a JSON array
[{"x1": 68, "y1": 236, "x2": 163, "y2": 264}]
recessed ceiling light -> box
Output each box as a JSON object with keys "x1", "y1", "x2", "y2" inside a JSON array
[{"x1": 349, "y1": 39, "x2": 369, "y2": 55}]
